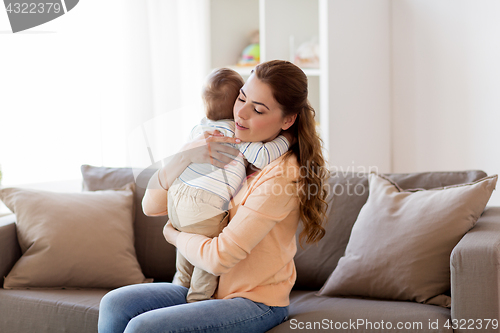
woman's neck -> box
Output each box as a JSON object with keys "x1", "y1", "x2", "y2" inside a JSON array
[{"x1": 246, "y1": 163, "x2": 260, "y2": 176}]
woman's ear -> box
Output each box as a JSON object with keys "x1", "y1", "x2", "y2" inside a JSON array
[{"x1": 281, "y1": 114, "x2": 297, "y2": 131}]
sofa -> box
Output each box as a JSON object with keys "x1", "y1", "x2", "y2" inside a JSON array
[{"x1": 0, "y1": 166, "x2": 499, "y2": 333}]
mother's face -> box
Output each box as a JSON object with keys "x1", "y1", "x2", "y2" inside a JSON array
[{"x1": 233, "y1": 74, "x2": 296, "y2": 143}]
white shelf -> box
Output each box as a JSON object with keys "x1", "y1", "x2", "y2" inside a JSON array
[{"x1": 226, "y1": 65, "x2": 320, "y2": 77}]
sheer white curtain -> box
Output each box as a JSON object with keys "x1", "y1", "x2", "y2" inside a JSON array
[
  {"x1": 124, "y1": 0, "x2": 210, "y2": 175},
  {"x1": 0, "y1": 0, "x2": 209, "y2": 188}
]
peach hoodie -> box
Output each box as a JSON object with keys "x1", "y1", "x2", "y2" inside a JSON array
[{"x1": 175, "y1": 154, "x2": 300, "y2": 307}]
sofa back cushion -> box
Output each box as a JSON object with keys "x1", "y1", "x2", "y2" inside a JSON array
[
  {"x1": 81, "y1": 165, "x2": 488, "y2": 288},
  {"x1": 293, "y1": 170, "x2": 488, "y2": 290},
  {"x1": 81, "y1": 165, "x2": 177, "y2": 282}
]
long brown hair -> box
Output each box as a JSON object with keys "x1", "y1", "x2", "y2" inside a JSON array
[{"x1": 254, "y1": 60, "x2": 328, "y2": 245}]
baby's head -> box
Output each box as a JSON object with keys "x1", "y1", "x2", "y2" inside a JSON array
[{"x1": 202, "y1": 68, "x2": 244, "y2": 121}]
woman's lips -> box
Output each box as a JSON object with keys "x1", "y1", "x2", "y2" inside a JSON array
[{"x1": 236, "y1": 122, "x2": 248, "y2": 130}]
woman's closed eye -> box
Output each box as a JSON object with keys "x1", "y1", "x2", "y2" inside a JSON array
[{"x1": 238, "y1": 97, "x2": 263, "y2": 114}]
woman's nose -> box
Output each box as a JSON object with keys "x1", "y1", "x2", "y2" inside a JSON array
[{"x1": 236, "y1": 104, "x2": 250, "y2": 120}]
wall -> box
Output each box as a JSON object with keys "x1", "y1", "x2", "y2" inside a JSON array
[
  {"x1": 321, "y1": 0, "x2": 392, "y2": 174},
  {"x1": 392, "y1": 0, "x2": 500, "y2": 205}
]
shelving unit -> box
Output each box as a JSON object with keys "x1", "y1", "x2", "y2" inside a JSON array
[
  {"x1": 208, "y1": 0, "x2": 323, "y2": 128},
  {"x1": 208, "y1": 0, "x2": 391, "y2": 172}
]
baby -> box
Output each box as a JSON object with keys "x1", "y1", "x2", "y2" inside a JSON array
[{"x1": 168, "y1": 68, "x2": 290, "y2": 302}]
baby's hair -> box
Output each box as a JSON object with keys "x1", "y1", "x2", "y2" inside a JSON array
[{"x1": 202, "y1": 68, "x2": 244, "y2": 121}]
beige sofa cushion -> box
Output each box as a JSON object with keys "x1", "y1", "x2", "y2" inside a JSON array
[
  {"x1": 318, "y1": 173, "x2": 497, "y2": 307},
  {"x1": 0, "y1": 183, "x2": 147, "y2": 289}
]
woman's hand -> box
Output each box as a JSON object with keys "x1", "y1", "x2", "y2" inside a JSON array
[
  {"x1": 181, "y1": 130, "x2": 242, "y2": 169},
  {"x1": 163, "y1": 220, "x2": 180, "y2": 247}
]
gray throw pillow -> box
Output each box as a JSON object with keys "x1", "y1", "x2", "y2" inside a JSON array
[{"x1": 293, "y1": 170, "x2": 488, "y2": 290}]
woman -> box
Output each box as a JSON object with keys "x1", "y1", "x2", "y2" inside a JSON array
[{"x1": 98, "y1": 60, "x2": 329, "y2": 333}]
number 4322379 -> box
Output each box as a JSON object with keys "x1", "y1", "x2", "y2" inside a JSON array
[{"x1": 6, "y1": 3, "x2": 62, "y2": 14}]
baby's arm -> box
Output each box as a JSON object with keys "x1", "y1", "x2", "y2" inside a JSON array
[
  {"x1": 189, "y1": 123, "x2": 206, "y2": 140},
  {"x1": 240, "y1": 135, "x2": 290, "y2": 169},
  {"x1": 189, "y1": 122, "x2": 234, "y2": 141}
]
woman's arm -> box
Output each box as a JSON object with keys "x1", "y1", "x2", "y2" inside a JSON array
[
  {"x1": 142, "y1": 153, "x2": 190, "y2": 217},
  {"x1": 142, "y1": 131, "x2": 241, "y2": 216}
]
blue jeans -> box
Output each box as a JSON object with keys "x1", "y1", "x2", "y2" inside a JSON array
[{"x1": 98, "y1": 283, "x2": 289, "y2": 333}]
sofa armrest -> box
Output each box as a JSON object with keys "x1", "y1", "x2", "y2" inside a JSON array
[
  {"x1": 451, "y1": 206, "x2": 500, "y2": 333},
  {"x1": 0, "y1": 214, "x2": 21, "y2": 280}
]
